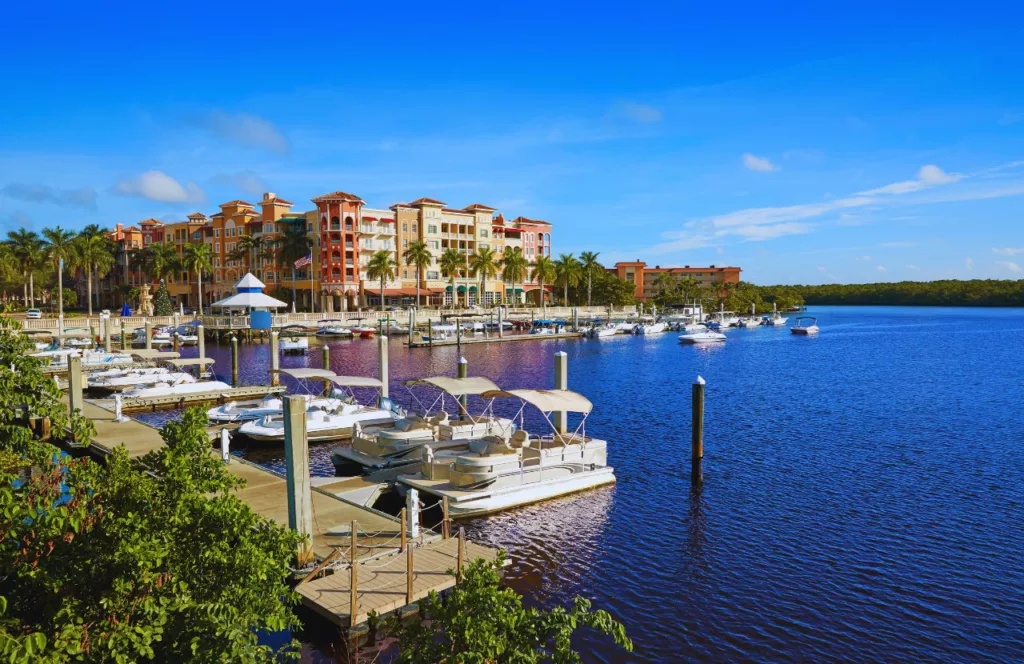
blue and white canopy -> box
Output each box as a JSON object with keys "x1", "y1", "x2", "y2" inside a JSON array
[{"x1": 210, "y1": 273, "x2": 287, "y2": 309}]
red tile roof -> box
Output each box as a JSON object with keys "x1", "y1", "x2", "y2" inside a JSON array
[
  {"x1": 492, "y1": 213, "x2": 505, "y2": 226},
  {"x1": 312, "y1": 190, "x2": 364, "y2": 203},
  {"x1": 441, "y1": 208, "x2": 473, "y2": 215},
  {"x1": 220, "y1": 200, "x2": 254, "y2": 208},
  {"x1": 510, "y1": 216, "x2": 551, "y2": 226},
  {"x1": 408, "y1": 197, "x2": 447, "y2": 206},
  {"x1": 261, "y1": 195, "x2": 293, "y2": 205},
  {"x1": 139, "y1": 219, "x2": 164, "y2": 226},
  {"x1": 187, "y1": 212, "x2": 207, "y2": 219},
  {"x1": 463, "y1": 203, "x2": 496, "y2": 212}
]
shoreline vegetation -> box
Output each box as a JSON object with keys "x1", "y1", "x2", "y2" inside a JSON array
[{"x1": 764, "y1": 279, "x2": 1024, "y2": 308}]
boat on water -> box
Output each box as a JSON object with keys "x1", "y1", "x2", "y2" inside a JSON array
[
  {"x1": 122, "y1": 378, "x2": 232, "y2": 399},
  {"x1": 679, "y1": 330, "x2": 727, "y2": 344},
  {"x1": 207, "y1": 393, "x2": 349, "y2": 424},
  {"x1": 331, "y1": 375, "x2": 515, "y2": 475},
  {"x1": 238, "y1": 372, "x2": 398, "y2": 443},
  {"x1": 315, "y1": 320, "x2": 354, "y2": 338},
  {"x1": 349, "y1": 319, "x2": 377, "y2": 339},
  {"x1": 634, "y1": 318, "x2": 668, "y2": 335},
  {"x1": 88, "y1": 367, "x2": 195, "y2": 392},
  {"x1": 764, "y1": 303, "x2": 789, "y2": 327},
  {"x1": 173, "y1": 325, "x2": 199, "y2": 346},
  {"x1": 586, "y1": 323, "x2": 619, "y2": 338},
  {"x1": 62, "y1": 329, "x2": 95, "y2": 348},
  {"x1": 279, "y1": 325, "x2": 310, "y2": 354},
  {"x1": 790, "y1": 316, "x2": 819, "y2": 335},
  {"x1": 738, "y1": 304, "x2": 762, "y2": 328},
  {"x1": 398, "y1": 387, "x2": 615, "y2": 518},
  {"x1": 131, "y1": 327, "x2": 174, "y2": 348},
  {"x1": 32, "y1": 347, "x2": 136, "y2": 367}
]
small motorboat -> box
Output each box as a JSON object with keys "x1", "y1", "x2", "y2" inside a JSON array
[
  {"x1": 316, "y1": 320, "x2": 354, "y2": 338},
  {"x1": 122, "y1": 378, "x2": 232, "y2": 399},
  {"x1": 349, "y1": 318, "x2": 377, "y2": 339},
  {"x1": 279, "y1": 325, "x2": 310, "y2": 354},
  {"x1": 634, "y1": 320, "x2": 668, "y2": 335},
  {"x1": 790, "y1": 316, "x2": 819, "y2": 335},
  {"x1": 764, "y1": 303, "x2": 789, "y2": 327},
  {"x1": 89, "y1": 367, "x2": 195, "y2": 392},
  {"x1": 679, "y1": 330, "x2": 727, "y2": 344},
  {"x1": 206, "y1": 394, "x2": 347, "y2": 423}
]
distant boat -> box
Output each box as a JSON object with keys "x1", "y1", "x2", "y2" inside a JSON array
[
  {"x1": 279, "y1": 325, "x2": 310, "y2": 354},
  {"x1": 316, "y1": 320, "x2": 354, "y2": 338},
  {"x1": 679, "y1": 330, "x2": 727, "y2": 344},
  {"x1": 790, "y1": 316, "x2": 819, "y2": 335},
  {"x1": 765, "y1": 303, "x2": 788, "y2": 327}
]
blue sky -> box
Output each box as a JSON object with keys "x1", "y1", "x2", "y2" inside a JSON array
[{"x1": 3, "y1": 1, "x2": 1024, "y2": 284}]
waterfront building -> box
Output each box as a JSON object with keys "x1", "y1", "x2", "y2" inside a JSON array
[
  {"x1": 609, "y1": 260, "x2": 742, "y2": 301},
  {"x1": 507, "y1": 216, "x2": 553, "y2": 305}
]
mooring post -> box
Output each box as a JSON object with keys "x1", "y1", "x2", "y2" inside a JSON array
[
  {"x1": 406, "y1": 545, "x2": 415, "y2": 605},
  {"x1": 406, "y1": 488, "x2": 420, "y2": 539},
  {"x1": 350, "y1": 520, "x2": 359, "y2": 624},
  {"x1": 103, "y1": 320, "x2": 112, "y2": 352},
  {"x1": 197, "y1": 323, "x2": 205, "y2": 360},
  {"x1": 456, "y1": 317, "x2": 462, "y2": 348},
  {"x1": 457, "y1": 356, "x2": 468, "y2": 414},
  {"x1": 89, "y1": 321, "x2": 97, "y2": 345},
  {"x1": 553, "y1": 351, "x2": 568, "y2": 434},
  {"x1": 427, "y1": 318, "x2": 433, "y2": 347},
  {"x1": 67, "y1": 356, "x2": 83, "y2": 442},
  {"x1": 230, "y1": 335, "x2": 239, "y2": 386},
  {"x1": 457, "y1": 526, "x2": 465, "y2": 581},
  {"x1": 378, "y1": 334, "x2": 389, "y2": 398},
  {"x1": 400, "y1": 507, "x2": 407, "y2": 552},
  {"x1": 322, "y1": 345, "x2": 331, "y2": 396},
  {"x1": 442, "y1": 497, "x2": 451, "y2": 539},
  {"x1": 113, "y1": 393, "x2": 129, "y2": 423},
  {"x1": 270, "y1": 331, "x2": 280, "y2": 386},
  {"x1": 284, "y1": 395, "x2": 314, "y2": 565},
  {"x1": 408, "y1": 306, "x2": 415, "y2": 339},
  {"x1": 144, "y1": 319, "x2": 152, "y2": 350},
  {"x1": 572, "y1": 307, "x2": 579, "y2": 332},
  {"x1": 172, "y1": 329, "x2": 180, "y2": 353},
  {"x1": 220, "y1": 428, "x2": 231, "y2": 463},
  {"x1": 120, "y1": 319, "x2": 127, "y2": 351},
  {"x1": 692, "y1": 375, "x2": 705, "y2": 484},
  {"x1": 497, "y1": 306, "x2": 504, "y2": 338}
]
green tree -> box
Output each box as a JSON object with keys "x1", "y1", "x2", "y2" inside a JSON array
[
  {"x1": 366, "y1": 250, "x2": 398, "y2": 312},
  {"x1": 439, "y1": 248, "x2": 466, "y2": 310},
  {"x1": 182, "y1": 242, "x2": 214, "y2": 314},
  {"x1": 391, "y1": 554, "x2": 632, "y2": 663},
  {"x1": 277, "y1": 222, "x2": 312, "y2": 311},
  {"x1": 652, "y1": 272, "x2": 679, "y2": 307},
  {"x1": 501, "y1": 247, "x2": 529, "y2": 307},
  {"x1": 531, "y1": 255, "x2": 556, "y2": 312},
  {"x1": 42, "y1": 227, "x2": 76, "y2": 317},
  {"x1": 402, "y1": 240, "x2": 432, "y2": 308},
  {"x1": 5, "y1": 230, "x2": 44, "y2": 307},
  {"x1": 469, "y1": 246, "x2": 500, "y2": 308},
  {"x1": 553, "y1": 253, "x2": 581, "y2": 306},
  {"x1": 71, "y1": 233, "x2": 115, "y2": 315},
  {"x1": 578, "y1": 251, "x2": 602, "y2": 307},
  {"x1": 153, "y1": 281, "x2": 173, "y2": 316},
  {"x1": 148, "y1": 242, "x2": 181, "y2": 282}
]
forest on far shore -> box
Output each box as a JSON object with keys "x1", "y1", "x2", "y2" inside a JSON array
[{"x1": 765, "y1": 279, "x2": 1024, "y2": 307}]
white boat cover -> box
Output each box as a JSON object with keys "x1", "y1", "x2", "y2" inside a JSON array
[
  {"x1": 480, "y1": 389, "x2": 593, "y2": 414},
  {"x1": 280, "y1": 368, "x2": 337, "y2": 379},
  {"x1": 130, "y1": 350, "x2": 181, "y2": 359},
  {"x1": 403, "y1": 376, "x2": 500, "y2": 396},
  {"x1": 328, "y1": 376, "x2": 384, "y2": 388},
  {"x1": 162, "y1": 358, "x2": 216, "y2": 367}
]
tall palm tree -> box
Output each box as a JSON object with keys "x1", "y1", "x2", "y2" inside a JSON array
[
  {"x1": 553, "y1": 253, "x2": 581, "y2": 306},
  {"x1": 277, "y1": 222, "x2": 313, "y2": 310},
  {"x1": 403, "y1": 240, "x2": 432, "y2": 308},
  {"x1": 531, "y1": 255, "x2": 556, "y2": 313},
  {"x1": 72, "y1": 233, "x2": 116, "y2": 315},
  {"x1": 578, "y1": 251, "x2": 602, "y2": 307},
  {"x1": 501, "y1": 247, "x2": 529, "y2": 307},
  {"x1": 439, "y1": 248, "x2": 465, "y2": 310},
  {"x1": 182, "y1": 242, "x2": 214, "y2": 314},
  {"x1": 6, "y1": 229, "x2": 43, "y2": 306},
  {"x1": 148, "y1": 242, "x2": 181, "y2": 282},
  {"x1": 42, "y1": 226, "x2": 77, "y2": 317},
  {"x1": 79, "y1": 224, "x2": 106, "y2": 238},
  {"x1": 468, "y1": 246, "x2": 500, "y2": 308},
  {"x1": 366, "y1": 250, "x2": 398, "y2": 312}
]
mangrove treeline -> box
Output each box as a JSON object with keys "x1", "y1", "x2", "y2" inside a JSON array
[{"x1": 767, "y1": 279, "x2": 1024, "y2": 307}]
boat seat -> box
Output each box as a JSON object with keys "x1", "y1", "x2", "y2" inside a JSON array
[
  {"x1": 468, "y1": 435, "x2": 512, "y2": 456},
  {"x1": 508, "y1": 430, "x2": 529, "y2": 449},
  {"x1": 428, "y1": 411, "x2": 450, "y2": 426}
]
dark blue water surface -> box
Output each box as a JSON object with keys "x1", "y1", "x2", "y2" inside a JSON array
[{"x1": 144, "y1": 307, "x2": 1024, "y2": 662}]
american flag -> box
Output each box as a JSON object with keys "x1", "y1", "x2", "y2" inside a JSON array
[{"x1": 293, "y1": 254, "x2": 312, "y2": 269}]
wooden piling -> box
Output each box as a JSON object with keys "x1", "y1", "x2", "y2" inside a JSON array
[
  {"x1": 442, "y1": 497, "x2": 450, "y2": 539},
  {"x1": 270, "y1": 331, "x2": 280, "y2": 386},
  {"x1": 230, "y1": 335, "x2": 239, "y2": 386},
  {"x1": 322, "y1": 345, "x2": 331, "y2": 396},
  {"x1": 120, "y1": 319, "x2": 127, "y2": 351},
  {"x1": 67, "y1": 356, "x2": 83, "y2": 443},
  {"x1": 283, "y1": 395, "x2": 314, "y2": 565},
  {"x1": 457, "y1": 356, "x2": 468, "y2": 413},
  {"x1": 553, "y1": 351, "x2": 568, "y2": 434},
  {"x1": 144, "y1": 319, "x2": 152, "y2": 350},
  {"x1": 197, "y1": 323, "x2": 205, "y2": 360},
  {"x1": 349, "y1": 520, "x2": 358, "y2": 623},
  {"x1": 400, "y1": 507, "x2": 407, "y2": 552},
  {"x1": 427, "y1": 319, "x2": 433, "y2": 347},
  {"x1": 406, "y1": 546, "x2": 414, "y2": 604},
  {"x1": 103, "y1": 319, "x2": 112, "y2": 352},
  {"x1": 172, "y1": 329, "x2": 180, "y2": 353},
  {"x1": 378, "y1": 334, "x2": 389, "y2": 398},
  {"x1": 692, "y1": 375, "x2": 705, "y2": 483},
  {"x1": 457, "y1": 527, "x2": 465, "y2": 581}
]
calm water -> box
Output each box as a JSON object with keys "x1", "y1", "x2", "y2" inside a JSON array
[{"x1": 143, "y1": 307, "x2": 1024, "y2": 662}]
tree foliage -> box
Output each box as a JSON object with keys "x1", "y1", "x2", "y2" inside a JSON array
[
  {"x1": 776, "y1": 279, "x2": 1024, "y2": 307},
  {"x1": 153, "y1": 281, "x2": 173, "y2": 316},
  {"x1": 0, "y1": 314, "x2": 301, "y2": 662}
]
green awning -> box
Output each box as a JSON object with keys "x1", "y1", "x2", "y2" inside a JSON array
[
  {"x1": 469, "y1": 285, "x2": 478, "y2": 292},
  {"x1": 515, "y1": 288, "x2": 524, "y2": 293},
  {"x1": 506, "y1": 288, "x2": 513, "y2": 293},
  {"x1": 445, "y1": 285, "x2": 453, "y2": 292},
  {"x1": 457, "y1": 285, "x2": 468, "y2": 293}
]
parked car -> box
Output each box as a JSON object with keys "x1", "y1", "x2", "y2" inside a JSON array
[{"x1": 25, "y1": 308, "x2": 42, "y2": 319}]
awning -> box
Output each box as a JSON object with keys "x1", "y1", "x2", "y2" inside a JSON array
[
  {"x1": 380, "y1": 218, "x2": 395, "y2": 223},
  {"x1": 457, "y1": 285, "x2": 467, "y2": 293},
  {"x1": 210, "y1": 291, "x2": 288, "y2": 309},
  {"x1": 403, "y1": 376, "x2": 500, "y2": 396},
  {"x1": 365, "y1": 287, "x2": 420, "y2": 296},
  {"x1": 363, "y1": 216, "x2": 378, "y2": 221},
  {"x1": 281, "y1": 368, "x2": 337, "y2": 379},
  {"x1": 328, "y1": 376, "x2": 384, "y2": 388},
  {"x1": 445, "y1": 285, "x2": 453, "y2": 292},
  {"x1": 469, "y1": 285, "x2": 478, "y2": 292},
  {"x1": 480, "y1": 389, "x2": 593, "y2": 414}
]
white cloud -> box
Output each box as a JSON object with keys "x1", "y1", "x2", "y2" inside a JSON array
[
  {"x1": 876, "y1": 265, "x2": 887, "y2": 272},
  {"x1": 114, "y1": 170, "x2": 205, "y2": 204},
  {"x1": 1, "y1": 182, "x2": 97, "y2": 210},
  {"x1": 619, "y1": 102, "x2": 662, "y2": 123},
  {"x1": 905, "y1": 264, "x2": 921, "y2": 270},
  {"x1": 859, "y1": 255, "x2": 873, "y2": 261},
  {"x1": 731, "y1": 222, "x2": 811, "y2": 241},
  {"x1": 816, "y1": 266, "x2": 827, "y2": 272},
  {"x1": 859, "y1": 164, "x2": 962, "y2": 196},
  {"x1": 993, "y1": 247, "x2": 1024, "y2": 256},
  {"x1": 965, "y1": 257, "x2": 974, "y2": 270},
  {"x1": 715, "y1": 246, "x2": 726, "y2": 255},
  {"x1": 878, "y1": 241, "x2": 918, "y2": 248},
  {"x1": 742, "y1": 153, "x2": 779, "y2": 173},
  {"x1": 193, "y1": 110, "x2": 289, "y2": 154},
  {"x1": 997, "y1": 260, "x2": 1022, "y2": 274}
]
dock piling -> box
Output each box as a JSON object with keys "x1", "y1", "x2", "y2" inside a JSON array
[
  {"x1": 406, "y1": 545, "x2": 415, "y2": 604},
  {"x1": 400, "y1": 507, "x2": 407, "y2": 551},
  {"x1": 407, "y1": 307, "x2": 415, "y2": 338},
  {"x1": 406, "y1": 488, "x2": 420, "y2": 539},
  {"x1": 270, "y1": 331, "x2": 280, "y2": 386},
  {"x1": 104, "y1": 320, "x2": 112, "y2": 352},
  {"x1": 172, "y1": 329, "x2": 180, "y2": 353},
  {"x1": 553, "y1": 351, "x2": 568, "y2": 434},
  {"x1": 230, "y1": 335, "x2": 239, "y2": 386},
  {"x1": 120, "y1": 319, "x2": 127, "y2": 351},
  {"x1": 322, "y1": 345, "x2": 331, "y2": 396},
  {"x1": 144, "y1": 319, "x2": 152, "y2": 351},
  {"x1": 378, "y1": 334, "x2": 389, "y2": 398},
  {"x1": 497, "y1": 306, "x2": 504, "y2": 338},
  {"x1": 427, "y1": 319, "x2": 432, "y2": 347},
  {"x1": 692, "y1": 375, "x2": 705, "y2": 484},
  {"x1": 442, "y1": 497, "x2": 451, "y2": 539},
  {"x1": 197, "y1": 323, "x2": 205, "y2": 360},
  {"x1": 220, "y1": 428, "x2": 231, "y2": 463},
  {"x1": 349, "y1": 520, "x2": 358, "y2": 623},
  {"x1": 457, "y1": 527, "x2": 465, "y2": 581},
  {"x1": 457, "y1": 356, "x2": 468, "y2": 413},
  {"x1": 283, "y1": 395, "x2": 315, "y2": 566}
]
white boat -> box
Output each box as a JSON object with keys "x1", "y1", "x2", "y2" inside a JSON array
[
  {"x1": 207, "y1": 394, "x2": 344, "y2": 423},
  {"x1": 790, "y1": 316, "x2": 819, "y2": 335},
  {"x1": 679, "y1": 330, "x2": 727, "y2": 344},
  {"x1": 131, "y1": 327, "x2": 174, "y2": 348},
  {"x1": 332, "y1": 375, "x2": 515, "y2": 475},
  {"x1": 238, "y1": 372, "x2": 398, "y2": 443},
  {"x1": 635, "y1": 320, "x2": 668, "y2": 335},
  {"x1": 738, "y1": 304, "x2": 762, "y2": 328},
  {"x1": 88, "y1": 367, "x2": 195, "y2": 392},
  {"x1": 316, "y1": 320, "x2": 354, "y2": 338},
  {"x1": 586, "y1": 323, "x2": 618, "y2": 338},
  {"x1": 279, "y1": 326, "x2": 310, "y2": 354},
  {"x1": 399, "y1": 387, "x2": 614, "y2": 518},
  {"x1": 614, "y1": 320, "x2": 638, "y2": 334},
  {"x1": 765, "y1": 303, "x2": 788, "y2": 327},
  {"x1": 682, "y1": 322, "x2": 707, "y2": 333},
  {"x1": 32, "y1": 348, "x2": 136, "y2": 367},
  {"x1": 122, "y1": 378, "x2": 232, "y2": 399}
]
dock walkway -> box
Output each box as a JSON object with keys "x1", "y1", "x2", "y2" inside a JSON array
[{"x1": 408, "y1": 331, "x2": 583, "y2": 348}]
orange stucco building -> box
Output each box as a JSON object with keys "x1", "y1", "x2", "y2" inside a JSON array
[{"x1": 610, "y1": 260, "x2": 741, "y2": 301}]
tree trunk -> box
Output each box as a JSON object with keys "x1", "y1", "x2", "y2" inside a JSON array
[
  {"x1": 540, "y1": 280, "x2": 546, "y2": 313},
  {"x1": 87, "y1": 269, "x2": 93, "y2": 316},
  {"x1": 291, "y1": 267, "x2": 297, "y2": 313},
  {"x1": 22, "y1": 271, "x2": 27, "y2": 306},
  {"x1": 416, "y1": 267, "x2": 421, "y2": 309},
  {"x1": 58, "y1": 262, "x2": 63, "y2": 319},
  {"x1": 380, "y1": 276, "x2": 385, "y2": 313},
  {"x1": 29, "y1": 272, "x2": 34, "y2": 307},
  {"x1": 197, "y1": 269, "x2": 204, "y2": 315},
  {"x1": 587, "y1": 273, "x2": 592, "y2": 307}
]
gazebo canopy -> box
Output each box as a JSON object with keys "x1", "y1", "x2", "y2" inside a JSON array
[{"x1": 210, "y1": 272, "x2": 287, "y2": 309}]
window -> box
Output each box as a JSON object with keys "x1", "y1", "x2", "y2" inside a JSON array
[
  {"x1": 214, "y1": 242, "x2": 220, "y2": 253},
  {"x1": 403, "y1": 239, "x2": 408, "y2": 248},
  {"x1": 429, "y1": 240, "x2": 439, "y2": 250},
  {"x1": 428, "y1": 224, "x2": 438, "y2": 234},
  {"x1": 264, "y1": 224, "x2": 273, "y2": 233},
  {"x1": 214, "y1": 258, "x2": 220, "y2": 268},
  {"x1": 412, "y1": 223, "x2": 417, "y2": 233},
  {"x1": 307, "y1": 223, "x2": 313, "y2": 232},
  {"x1": 402, "y1": 223, "x2": 408, "y2": 232},
  {"x1": 480, "y1": 229, "x2": 489, "y2": 238},
  {"x1": 427, "y1": 270, "x2": 439, "y2": 280},
  {"x1": 214, "y1": 229, "x2": 220, "y2": 238}
]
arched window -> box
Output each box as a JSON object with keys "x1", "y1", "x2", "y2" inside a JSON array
[
  {"x1": 331, "y1": 251, "x2": 341, "y2": 262},
  {"x1": 330, "y1": 216, "x2": 340, "y2": 231},
  {"x1": 345, "y1": 216, "x2": 354, "y2": 231},
  {"x1": 331, "y1": 268, "x2": 341, "y2": 279}
]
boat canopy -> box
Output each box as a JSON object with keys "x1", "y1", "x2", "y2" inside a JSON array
[
  {"x1": 480, "y1": 389, "x2": 593, "y2": 414},
  {"x1": 161, "y1": 358, "x2": 216, "y2": 367},
  {"x1": 403, "y1": 376, "x2": 500, "y2": 396},
  {"x1": 328, "y1": 375, "x2": 384, "y2": 388},
  {"x1": 130, "y1": 350, "x2": 181, "y2": 359},
  {"x1": 280, "y1": 368, "x2": 337, "y2": 379}
]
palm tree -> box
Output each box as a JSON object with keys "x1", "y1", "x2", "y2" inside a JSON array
[
  {"x1": 182, "y1": 242, "x2": 214, "y2": 314},
  {"x1": 148, "y1": 242, "x2": 181, "y2": 282},
  {"x1": 579, "y1": 251, "x2": 602, "y2": 307},
  {"x1": 277, "y1": 222, "x2": 313, "y2": 310},
  {"x1": 72, "y1": 233, "x2": 116, "y2": 315},
  {"x1": 468, "y1": 246, "x2": 500, "y2": 308},
  {"x1": 501, "y1": 247, "x2": 529, "y2": 307},
  {"x1": 6, "y1": 229, "x2": 43, "y2": 306},
  {"x1": 403, "y1": 240, "x2": 432, "y2": 308},
  {"x1": 531, "y1": 255, "x2": 556, "y2": 313},
  {"x1": 553, "y1": 253, "x2": 581, "y2": 306},
  {"x1": 79, "y1": 224, "x2": 106, "y2": 238},
  {"x1": 439, "y1": 248, "x2": 465, "y2": 310},
  {"x1": 42, "y1": 226, "x2": 77, "y2": 317},
  {"x1": 677, "y1": 276, "x2": 702, "y2": 304},
  {"x1": 366, "y1": 250, "x2": 398, "y2": 312}
]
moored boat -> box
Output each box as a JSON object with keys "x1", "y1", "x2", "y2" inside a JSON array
[
  {"x1": 679, "y1": 330, "x2": 727, "y2": 344},
  {"x1": 790, "y1": 316, "x2": 819, "y2": 335}
]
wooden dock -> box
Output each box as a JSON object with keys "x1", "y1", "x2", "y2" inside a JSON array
[
  {"x1": 408, "y1": 331, "x2": 584, "y2": 348},
  {"x1": 74, "y1": 398, "x2": 500, "y2": 627},
  {"x1": 93, "y1": 385, "x2": 286, "y2": 413}
]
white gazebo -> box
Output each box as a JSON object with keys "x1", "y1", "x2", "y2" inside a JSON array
[{"x1": 210, "y1": 273, "x2": 287, "y2": 329}]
